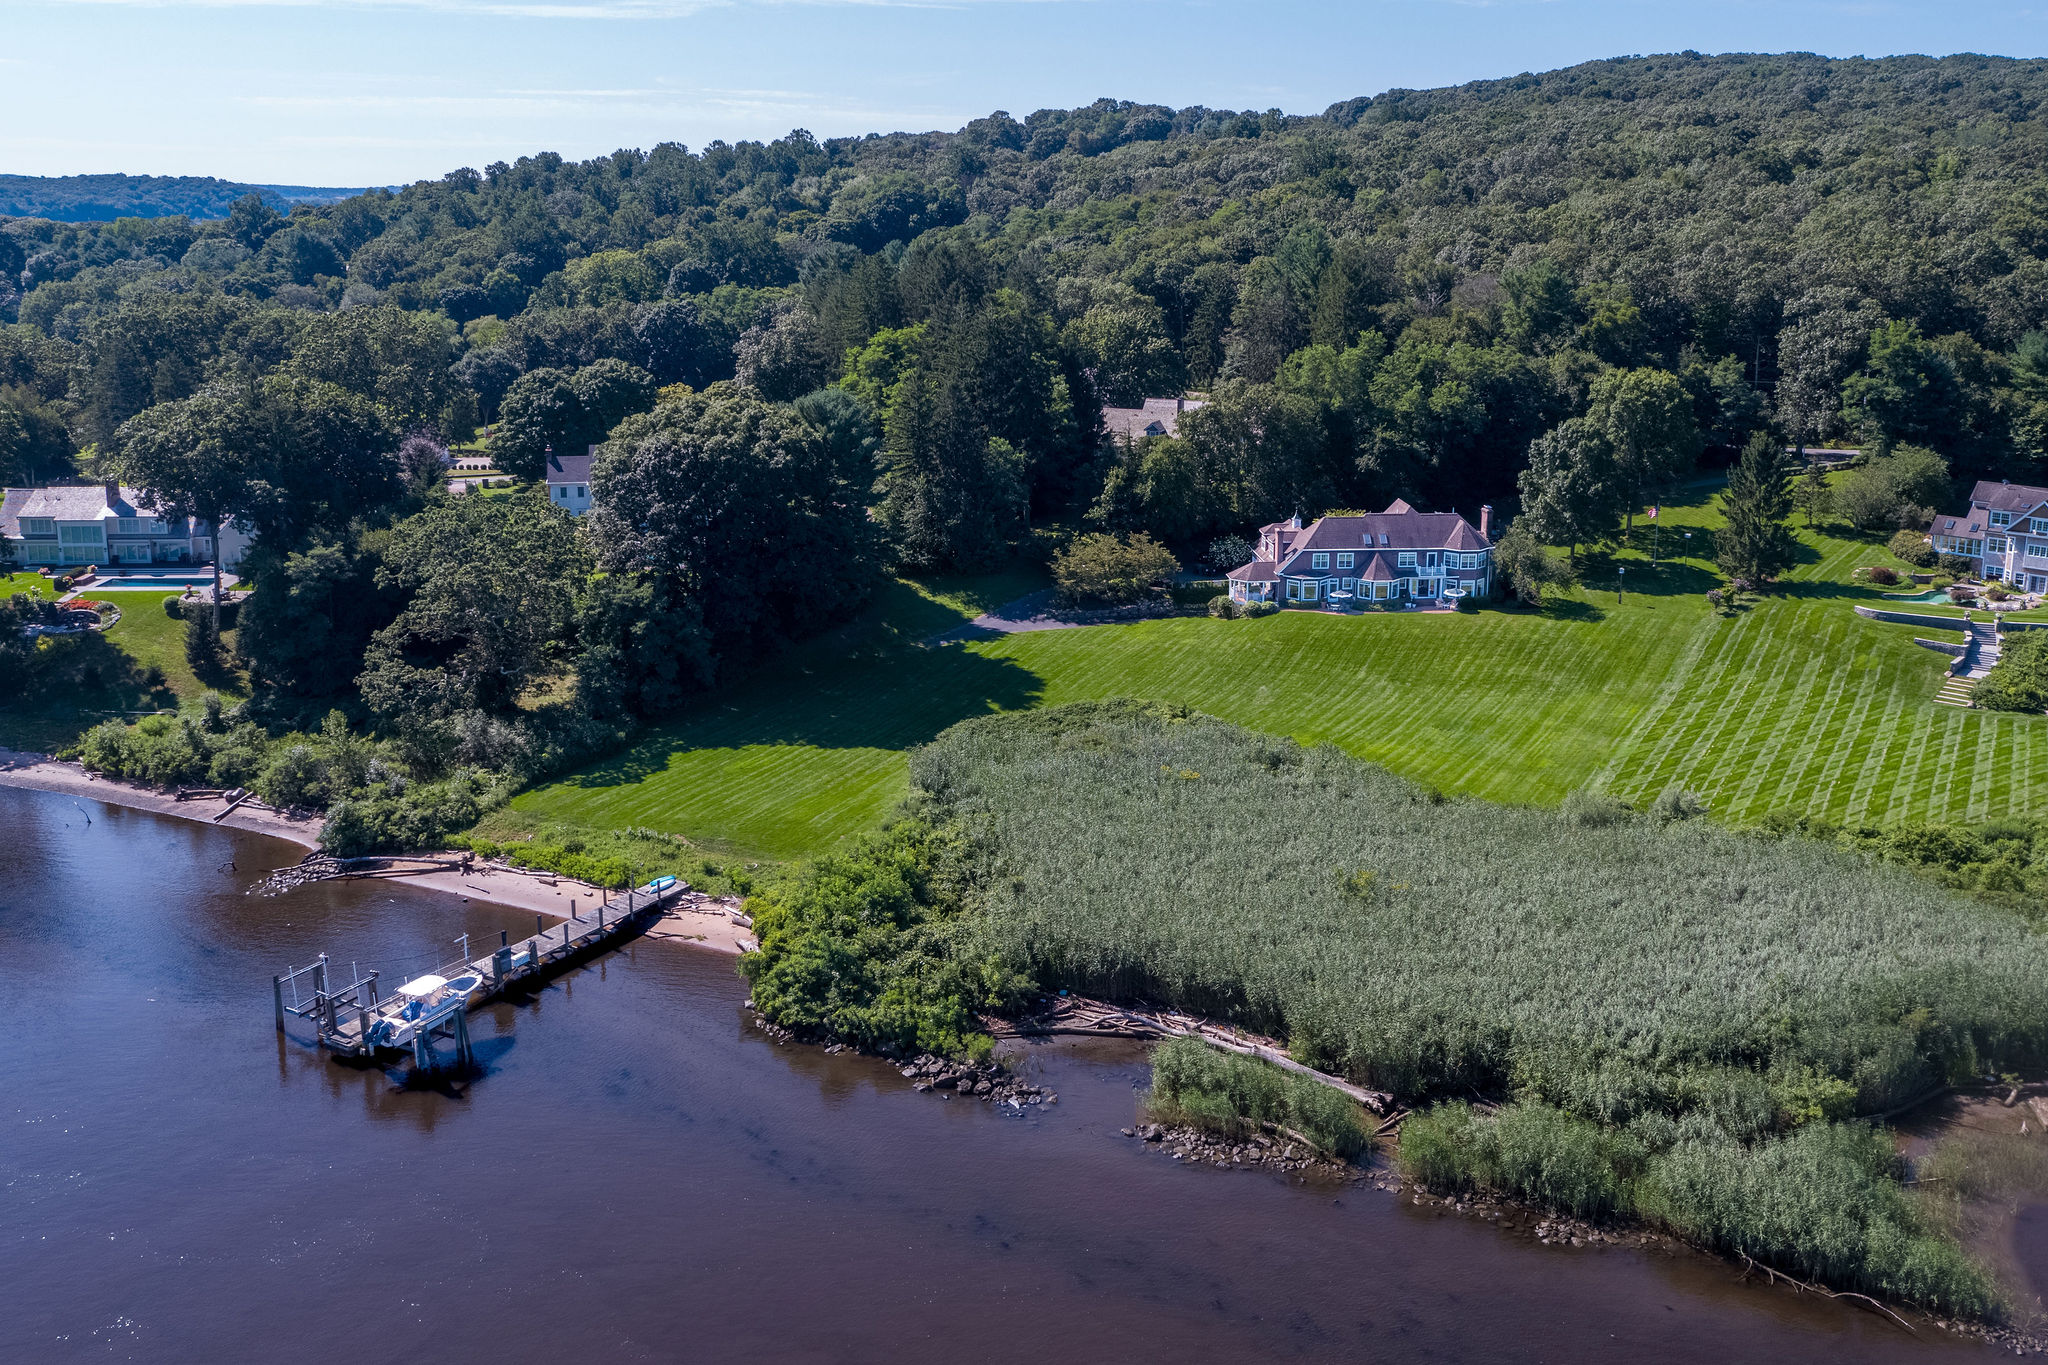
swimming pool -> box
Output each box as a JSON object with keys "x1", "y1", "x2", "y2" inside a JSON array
[{"x1": 87, "y1": 571, "x2": 227, "y2": 590}]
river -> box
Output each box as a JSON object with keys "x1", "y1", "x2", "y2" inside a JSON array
[{"x1": 0, "y1": 784, "x2": 2010, "y2": 1362}]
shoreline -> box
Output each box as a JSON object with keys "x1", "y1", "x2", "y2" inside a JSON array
[{"x1": 0, "y1": 748, "x2": 753, "y2": 954}]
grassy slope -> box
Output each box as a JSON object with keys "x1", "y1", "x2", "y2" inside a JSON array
[
  {"x1": 3, "y1": 572, "x2": 56, "y2": 599},
  {"x1": 0, "y1": 591, "x2": 246, "y2": 752},
  {"x1": 514, "y1": 480, "x2": 2048, "y2": 859}
]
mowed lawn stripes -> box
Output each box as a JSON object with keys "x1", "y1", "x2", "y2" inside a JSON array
[{"x1": 516, "y1": 497, "x2": 2048, "y2": 861}]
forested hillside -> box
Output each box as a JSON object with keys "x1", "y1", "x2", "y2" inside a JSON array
[
  {"x1": 0, "y1": 175, "x2": 369, "y2": 225},
  {"x1": 14, "y1": 52, "x2": 2048, "y2": 852},
  {"x1": 9, "y1": 53, "x2": 2048, "y2": 533}
]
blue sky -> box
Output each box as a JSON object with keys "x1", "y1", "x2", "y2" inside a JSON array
[{"x1": 4, "y1": 1, "x2": 2047, "y2": 185}]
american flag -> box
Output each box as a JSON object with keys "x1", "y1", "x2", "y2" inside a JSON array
[{"x1": 1647, "y1": 505, "x2": 1659, "y2": 519}]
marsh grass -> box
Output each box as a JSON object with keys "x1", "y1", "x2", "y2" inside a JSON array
[
  {"x1": 1145, "y1": 1034, "x2": 1370, "y2": 1158},
  {"x1": 918, "y1": 702, "x2": 2048, "y2": 1114}
]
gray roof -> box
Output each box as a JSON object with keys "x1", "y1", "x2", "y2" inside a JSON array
[
  {"x1": 1226, "y1": 560, "x2": 1280, "y2": 583},
  {"x1": 1968, "y1": 480, "x2": 2048, "y2": 517},
  {"x1": 2, "y1": 483, "x2": 189, "y2": 537},
  {"x1": 546, "y1": 452, "x2": 594, "y2": 484},
  {"x1": 1103, "y1": 397, "x2": 1206, "y2": 442}
]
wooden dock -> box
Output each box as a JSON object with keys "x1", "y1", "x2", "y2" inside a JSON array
[{"x1": 274, "y1": 877, "x2": 685, "y2": 1069}]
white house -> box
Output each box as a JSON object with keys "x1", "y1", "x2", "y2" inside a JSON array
[
  {"x1": 1, "y1": 481, "x2": 248, "y2": 570},
  {"x1": 546, "y1": 448, "x2": 594, "y2": 516}
]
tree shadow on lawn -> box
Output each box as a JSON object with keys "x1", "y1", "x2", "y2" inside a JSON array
[
  {"x1": 552, "y1": 639, "x2": 1046, "y2": 792},
  {"x1": 0, "y1": 632, "x2": 180, "y2": 752}
]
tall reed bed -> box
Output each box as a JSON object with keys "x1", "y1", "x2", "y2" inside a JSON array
[
  {"x1": 898, "y1": 700, "x2": 2048, "y2": 1313},
  {"x1": 915, "y1": 702, "x2": 2048, "y2": 1113}
]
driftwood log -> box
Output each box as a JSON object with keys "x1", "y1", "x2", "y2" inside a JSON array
[{"x1": 991, "y1": 996, "x2": 1392, "y2": 1112}]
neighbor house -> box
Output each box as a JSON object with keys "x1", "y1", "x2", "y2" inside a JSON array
[
  {"x1": 546, "y1": 447, "x2": 594, "y2": 516},
  {"x1": 1226, "y1": 502, "x2": 1495, "y2": 606},
  {"x1": 1, "y1": 481, "x2": 246, "y2": 570},
  {"x1": 1102, "y1": 396, "x2": 1206, "y2": 444},
  {"x1": 1932, "y1": 479, "x2": 2048, "y2": 593}
]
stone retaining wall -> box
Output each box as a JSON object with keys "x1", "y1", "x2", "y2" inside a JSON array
[{"x1": 1853, "y1": 606, "x2": 1969, "y2": 631}]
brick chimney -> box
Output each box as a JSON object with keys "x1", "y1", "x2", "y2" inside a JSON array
[
  {"x1": 1479, "y1": 504, "x2": 1492, "y2": 538},
  {"x1": 104, "y1": 480, "x2": 120, "y2": 508}
]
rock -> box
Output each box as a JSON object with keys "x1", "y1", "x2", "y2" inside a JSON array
[
  {"x1": 1121, "y1": 1127, "x2": 1135, "y2": 1137},
  {"x1": 900, "y1": 1066, "x2": 918, "y2": 1078}
]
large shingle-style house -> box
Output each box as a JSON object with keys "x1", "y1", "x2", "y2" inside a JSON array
[
  {"x1": 1, "y1": 481, "x2": 245, "y2": 570},
  {"x1": 1226, "y1": 501, "x2": 1495, "y2": 606},
  {"x1": 1933, "y1": 480, "x2": 2048, "y2": 593},
  {"x1": 546, "y1": 447, "x2": 594, "y2": 516},
  {"x1": 1102, "y1": 396, "x2": 1207, "y2": 444}
]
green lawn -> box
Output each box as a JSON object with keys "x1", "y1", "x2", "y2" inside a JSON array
[
  {"x1": 511, "y1": 483, "x2": 2048, "y2": 860},
  {"x1": 0, "y1": 591, "x2": 245, "y2": 752},
  {"x1": 3, "y1": 572, "x2": 56, "y2": 599}
]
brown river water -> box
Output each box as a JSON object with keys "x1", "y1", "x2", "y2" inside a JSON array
[{"x1": 0, "y1": 784, "x2": 2021, "y2": 1362}]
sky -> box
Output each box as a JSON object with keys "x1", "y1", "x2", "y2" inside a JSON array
[{"x1": 3, "y1": 1, "x2": 2047, "y2": 186}]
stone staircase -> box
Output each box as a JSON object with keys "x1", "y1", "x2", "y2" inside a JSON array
[{"x1": 1936, "y1": 620, "x2": 2004, "y2": 707}]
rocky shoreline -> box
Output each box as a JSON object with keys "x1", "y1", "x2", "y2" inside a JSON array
[
  {"x1": 748, "y1": 1010, "x2": 1057, "y2": 1109},
  {"x1": 1118, "y1": 1121, "x2": 1358, "y2": 1179}
]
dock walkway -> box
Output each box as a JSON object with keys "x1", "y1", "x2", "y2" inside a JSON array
[{"x1": 275, "y1": 878, "x2": 685, "y2": 1068}]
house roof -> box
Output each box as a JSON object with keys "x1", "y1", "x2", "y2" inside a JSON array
[
  {"x1": 2, "y1": 483, "x2": 186, "y2": 537},
  {"x1": 546, "y1": 452, "x2": 593, "y2": 484},
  {"x1": 1969, "y1": 480, "x2": 2048, "y2": 515},
  {"x1": 1241, "y1": 502, "x2": 1490, "y2": 579},
  {"x1": 1226, "y1": 560, "x2": 1280, "y2": 583},
  {"x1": 1358, "y1": 552, "x2": 1399, "y2": 582},
  {"x1": 1936, "y1": 510, "x2": 1990, "y2": 538},
  {"x1": 1102, "y1": 396, "x2": 1206, "y2": 442}
]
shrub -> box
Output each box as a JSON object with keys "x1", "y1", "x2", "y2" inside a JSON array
[
  {"x1": 1147, "y1": 1035, "x2": 1368, "y2": 1158},
  {"x1": 1866, "y1": 565, "x2": 1899, "y2": 586},
  {"x1": 1887, "y1": 530, "x2": 1936, "y2": 568},
  {"x1": 1051, "y1": 532, "x2": 1181, "y2": 606},
  {"x1": 1454, "y1": 593, "x2": 1479, "y2": 612},
  {"x1": 1939, "y1": 555, "x2": 1975, "y2": 578},
  {"x1": 740, "y1": 817, "x2": 1032, "y2": 1060},
  {"x1": 1975, "y1": 630, "x2": 2048, "y2": 713},
  {"x1": 1207, "y1": 595, "x2": 1238, "y2": 619},
  {"x1": 1929, "y1": 575, "x2": 1954, "y2": 591},
  {"x1": 1947, "y1": 584, "x2": 1973, "y2": 603},
  {"x1": 1987, "y1": 584, "x2": 2012, "y2": 602},
  {"x1": 163, "y1": 595, "x2": 183, "y2": 619},
  {"x1": 1243, "y1": 599, "x2": 1278, "y2": 617}
]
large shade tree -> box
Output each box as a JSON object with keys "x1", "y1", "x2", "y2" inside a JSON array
[
  {"x1": 116, "y1": 374, "x2": 399, "y2": 620},
  {"x1": 586, "y1": 382, "x2": 881, "y2": 702}
]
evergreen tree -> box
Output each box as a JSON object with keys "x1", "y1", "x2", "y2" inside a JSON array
[
  {"x1": 877, "y1": 367, "x2": 1026, "y2": 571},
  {"x1": 1791, "y1": 460, "x2": 1835, "y2": 529},
  {"x1": 1717, "y1": 432, "x2": 1799, "y2": 587}
]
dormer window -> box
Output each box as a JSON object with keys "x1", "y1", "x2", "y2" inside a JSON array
[{"x1": 1991, "y1": 511, "x2": 2013, "y2": 527}]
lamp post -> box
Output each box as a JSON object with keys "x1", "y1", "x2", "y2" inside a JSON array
[{"x1": 1618, "y1": 565, "x2": 1626, "y2": 605}]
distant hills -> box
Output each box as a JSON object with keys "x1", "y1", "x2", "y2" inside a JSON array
[{"x1": 0, "y1": 174, "x2": 383, "y2": 222}]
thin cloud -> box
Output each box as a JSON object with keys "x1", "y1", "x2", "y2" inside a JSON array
[{"x1": 31, "y1": 0, "x2": 1067, "y2": 15}]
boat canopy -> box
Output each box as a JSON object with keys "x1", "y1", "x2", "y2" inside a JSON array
[{"x1": 398, "y1": 974, "x2": 448, "y2": 998}]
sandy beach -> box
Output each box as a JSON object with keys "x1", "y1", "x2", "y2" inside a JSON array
[{"x1": 0, "y1": 747, "x2": 754, "y2": 954}]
